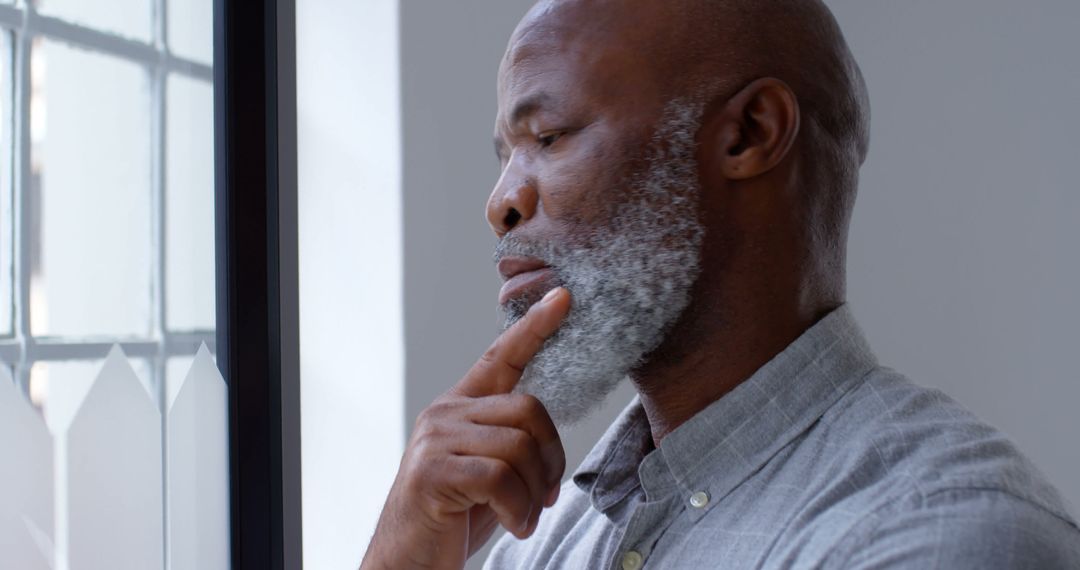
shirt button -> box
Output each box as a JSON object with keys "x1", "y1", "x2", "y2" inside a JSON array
[
  {"x1": 621, "y1": 550, "x2": 644, "y2": 570},
  {"x1": 690, "y1": 490, "x2": 710, "y2": 508}
]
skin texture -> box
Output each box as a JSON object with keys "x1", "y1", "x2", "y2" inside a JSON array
[{"x1": 363, "y1": 1, "x2": 869, "y2": 568}]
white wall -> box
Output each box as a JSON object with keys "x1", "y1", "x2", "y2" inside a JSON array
[
  {"x1": 297, "y1": 1, "x2": 404, "y2": 568},
  {"x1": 398, "y1": 6, "x2": 1080, "y2": 566}
]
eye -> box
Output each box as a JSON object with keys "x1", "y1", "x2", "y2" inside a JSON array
[{"x1": 538, "y1": 131, "x2": 565, "y2": 148}]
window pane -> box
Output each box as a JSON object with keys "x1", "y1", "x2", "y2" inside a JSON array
[
  {"x1": 169, "y1": 0, "x2": 212, "y2": 65},
  {"x1": 30, "y1": 40, "x2": 152, "y2": 338},
  {"x1": 37, "y1": 0, "x2": 151, "y2": 43},
  {"x1": 166, "y1": 355, "x2": 194, "y2": 405},
  {"x1": 1, "y1": 33, "x2": 12, "y2": 337},
  {"x1": 31, "y1": 357, "x2": 154, "y2": 429},
  {"x1": 166, "y1": 74, "x2": 214, "y2": 332}
]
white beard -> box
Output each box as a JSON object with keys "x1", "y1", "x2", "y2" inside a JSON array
[{"x1": 496, "y1": 100, "x2": 706, "y2": 427}]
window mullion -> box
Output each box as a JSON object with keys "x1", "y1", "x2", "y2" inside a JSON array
[
  {"x1": 150, "y1": 14, "x2": 168, "y2": 397},
  {"x1": 150, "y1": 1, "x2": 170, "y2": 567},
  {"x1": 0, "y1": 5, "x2": 20, "y2": 30},
  {"x1": 12, "y1": 9, "x2": 31, "y2": 394}
]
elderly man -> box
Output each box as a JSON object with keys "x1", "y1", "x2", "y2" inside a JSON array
[{"x1": 363, "y1": 0, "x2": 1080, "y2": 568}]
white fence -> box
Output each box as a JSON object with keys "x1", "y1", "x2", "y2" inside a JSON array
[{"x1": 0, "y1": 345, "x2": 229, "y2": 570}]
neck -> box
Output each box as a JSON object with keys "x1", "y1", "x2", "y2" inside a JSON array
[{"x1": 630, "y1": 258, "x2": 843, "y2": 445}]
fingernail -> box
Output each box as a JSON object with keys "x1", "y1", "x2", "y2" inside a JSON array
[{"x1": 540, "y1": 288, "x2": 562, "y2": 305}]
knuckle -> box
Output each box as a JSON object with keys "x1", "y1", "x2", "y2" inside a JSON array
[
  {"x1": 504, "y1": 431, "x2": 539, "y2": 469},
  {"x1": 507, "y1": 430, "x2": 534, "y2": 454},
  {"x1": 461, "y1": 457, "x2": 485, "y2": 480},
  {"x1": 515, "y1": 393, "x2": 547, "y2": 419},
  {"x1": 428, "y1": 396, "x2": 459, "y2": 416},
  {"x1": 409, "y1": 420, "x2": 449, "y2": 457},
  {"x1": 521, "y1": 322, "x2": 545, "y2": 346},
  {"x1": 414, "y1": 397, "x2": 459, "y2": 430},
  {"x1": 411, "y1": 416, "x2": 437, "y2": 441},
  {"x1": 479, "y1": 342, "x2": 502, "y2": 366},
  {"x1": 413, "y1": 405, "x2": 437, "y2": 430},
  {"x1": 484, "y1": 461, "x2": 516, "y2": 489},
  {"x1": 411, "y1": 414, "x2": 429, "y2": 435}
]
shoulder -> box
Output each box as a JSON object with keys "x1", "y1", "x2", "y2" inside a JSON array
[
  {"x1": 818, "y1": 367, "x2": 1074, "y2": 520},
  {"x1": 825, "y1": 485, "x2": 1080, "y2": 569},
  {"x1": 805, "y1": 368, "x2": 1080, "y2": 566}
]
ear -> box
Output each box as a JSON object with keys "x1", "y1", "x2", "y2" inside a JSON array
[{"x1": 703, "y1": 78, "x2": 801, "y2": 181}]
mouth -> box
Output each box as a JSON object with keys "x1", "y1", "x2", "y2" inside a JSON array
[{"x1": 497, "y1": 256, "x2": 556, "y2": 306}]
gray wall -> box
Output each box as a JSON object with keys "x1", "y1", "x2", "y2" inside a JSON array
[
  {"x1": 401, "y1": 3, "x2": 1080, "y2": 567},
  {"x1": 401, "y1": 0, "x2": 533, "y2": 429},
  {"x1": 833, "y1": 0, "x2": 1080, "y2": 511}
]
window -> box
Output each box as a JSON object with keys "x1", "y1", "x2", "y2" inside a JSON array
[
  {"x1": 4, "y1": 2, "x2": 303, "y2": 567},
  {"x1": 0, "y1": 0, "x2": 214, "y2": 408}
]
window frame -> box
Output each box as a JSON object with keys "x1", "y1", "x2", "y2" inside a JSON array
[{"x1": 215, "y1": 0, "x2": 302, "y2": 567}]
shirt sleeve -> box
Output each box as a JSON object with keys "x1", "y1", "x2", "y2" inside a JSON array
[{"x1": 828, "y1": 488, "x2": 1080, "y2": 569}]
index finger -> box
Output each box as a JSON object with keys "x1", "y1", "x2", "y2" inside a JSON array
[{"x1": 455, "y1": 287, "x2": 571, "y2": 397}]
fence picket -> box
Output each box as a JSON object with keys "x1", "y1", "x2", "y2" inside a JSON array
[
  {"x1": 167, "y1": 344, "x2": 230, "y2": 569},
  {"x1": 0, "y1": 367, "x2": 54, "y2": 570},
  {"x1": 66, "y1": 346, "x2": 163, "y2": 570}
]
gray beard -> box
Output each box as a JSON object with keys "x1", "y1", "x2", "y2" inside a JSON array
[{"x1": 495, "y1": 100, "x2": 706, "y2": 427}]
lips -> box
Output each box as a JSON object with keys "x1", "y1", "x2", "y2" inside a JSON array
[{"x1": 497, "y1": 256, "x2": 556, "y2": 305}]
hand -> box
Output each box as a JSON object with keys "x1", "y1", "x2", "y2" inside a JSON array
[{"x1": 361, "y1": 287, "x2": 572, "y2": 570}]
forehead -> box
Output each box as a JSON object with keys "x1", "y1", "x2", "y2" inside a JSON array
[{"x1": 496, "y1": 1, "x2": 671, "y2": 125}]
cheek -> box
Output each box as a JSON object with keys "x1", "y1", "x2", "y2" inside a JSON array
[{"x1": 537, "y1": 128, "x2": 637, "y2": 229}]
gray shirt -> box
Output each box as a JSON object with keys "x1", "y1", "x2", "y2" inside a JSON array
[{"x1": 485, "y1": 306, "x2": 1080, "y2": 569}]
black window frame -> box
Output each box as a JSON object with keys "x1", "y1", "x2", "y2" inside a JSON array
[{"x1": 214, "y1": 0, "x2": 302, "y2": 568}]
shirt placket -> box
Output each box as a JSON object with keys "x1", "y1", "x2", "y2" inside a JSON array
[
  {"x1": 604, "y1": 447, "x2": 686, "y2": 570},
  {"x1": 606, "y1": 495, "x2": 681, "y2": 570}
]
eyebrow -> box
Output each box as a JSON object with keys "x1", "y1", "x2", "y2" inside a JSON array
[
  {"x1": 494, "y1": 91, "x2": 555, "y2": 160},
  {"x1": 509, "y1": 91, "x2": 554, "y2": 125}
]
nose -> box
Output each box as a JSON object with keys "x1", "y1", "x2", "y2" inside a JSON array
[{"x1": 486, "y1": 162, "x2": 539, "y2": 237}]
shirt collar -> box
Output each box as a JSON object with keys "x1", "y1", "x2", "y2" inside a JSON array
[{"x1": 572, "y1": 304, "x2": 878, "y2": 516}]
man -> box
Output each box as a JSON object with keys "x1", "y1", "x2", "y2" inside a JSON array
[{"x1": 363, "y1": 0, "x2": 1080, "y2": 568}]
